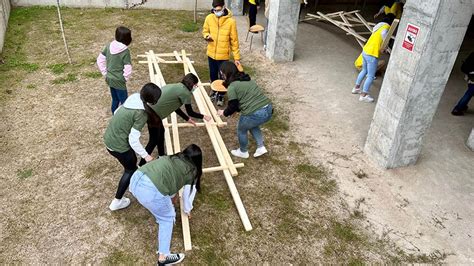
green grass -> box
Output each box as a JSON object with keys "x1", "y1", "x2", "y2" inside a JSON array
[
  {"x1": 47, "y1": 63, "x2": 67, "y2": 75},
  {"x1": 52, "y1": 73, "x2": 77, "y2": 84},
  {"x1": 263, "y1": 110, "x2": 289, "y2": 133},
  {"x1": 104, "y1": 249, "x2": 139, "y2": 264},
  {"x1": 181, "y1": 21, "x2": 200, "y2": 32},
  {"x1": 333, "y1": 221, "x2": 360, "y2": 242},
  {"x1": 17, "y1": 168, "x2": 33, "y2": 179},
  {"x1": 84, "y1": 71, "x2": 102, "y2": 79},
  {"x1": 26, "y1": 84, "x2": 36, "y2": 90}
]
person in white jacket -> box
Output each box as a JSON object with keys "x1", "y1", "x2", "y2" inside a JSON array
[{"x1": 104, "y1": 83, "x2": 162, "y2": 211}]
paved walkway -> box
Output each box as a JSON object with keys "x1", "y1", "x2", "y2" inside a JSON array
[{"x1": 234, "y1": 9, "x2": 474, "y2": 263}]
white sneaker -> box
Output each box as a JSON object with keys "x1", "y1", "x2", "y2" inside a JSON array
[
  {"x1": 231, "y1": 149, "x2": 249, "y2": 159},
  {"x1": 109, "y1": 197, "x2": 131, "y2": 211},
  {"x1": 351, "y1": 87, "x2": 361, "y2": 94},
  {"x1": 359, "y1": 94, "x2": 375, "y2": 103},
  {"x1": 253, "y1": 146, "x2": 268, "y2": 157}
]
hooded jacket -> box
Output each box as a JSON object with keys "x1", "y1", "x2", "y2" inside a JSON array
[
  {"x1": 96, "y1": 40, "x2": 132, "y2": 90},
  {"x1": 104, "y1": 93, "x2": 149, "y2": 158},
  {"x1": 202, "y1": 8, "x2": 241, "y2": 61}
]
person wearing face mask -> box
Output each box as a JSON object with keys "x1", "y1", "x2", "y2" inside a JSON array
[
  {"x1": 202, "y1": 0, "x2": 242, "y2": 107},
  {"x1": 139, "y1": 73, "x2": 211, "y2": 166}
]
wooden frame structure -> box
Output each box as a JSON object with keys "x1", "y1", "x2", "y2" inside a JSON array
[
  {"x1": 304, "y1": 10, "x2": 399, "y2": 53},
  {"x1": 138, "y1": 50, "x2": 253, "y2": 251}
]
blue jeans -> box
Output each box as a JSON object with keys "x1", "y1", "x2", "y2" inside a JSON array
[
  {"x1": 110, "y1": 87, "x2": 128, "y2": 114},
  {"x1": 453, "y1": 83, "x2": 474, "y2": 111},
  {"x1": 237, "y1": 104, "x2": 273, "y2": 152},
  {"x1": 356, "y1": 52, "x2": 378, "y2": 94},
  {"x1": 130, "y1": 171, "x2": 176, "y2": 255}
]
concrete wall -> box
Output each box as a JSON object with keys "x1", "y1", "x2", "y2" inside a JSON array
[
  {"x1": 364, "y1": 0, "x2": 473, "y2": 168},
  {"x1": 0, "y1": 0, "x2": 11, "y2": 54},
  {"x1": 11, "y1": 0, "x2": 214, "y2": 10},
  {"x1": 468, "y1": 129, "x2": 474, "y2": 151}
]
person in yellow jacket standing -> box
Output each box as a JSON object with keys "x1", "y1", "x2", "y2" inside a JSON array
[
  {"x1": 203, "y1": 0, "x2": 241, "y2": 106},
  {"x1": 352, "y1": 15, "x2": 394, "y2": 103}
]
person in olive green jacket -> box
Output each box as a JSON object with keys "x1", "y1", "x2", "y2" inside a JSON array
[
  {"x1": 139, "y1": 73, "x2": 211, "y2": 166},
  {"x1": 217, "y1": 62, "x2": 273, "y2": 158},
  {"x1": 129, "y1": 144, "x2": 203, "y2": 266},
  {"x1": 104, "y1": 83, "x2": 162, "y2": 211}
]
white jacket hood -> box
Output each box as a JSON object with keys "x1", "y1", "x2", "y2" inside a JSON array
[
  {"x1": 110, "y1": 40, "x2": 128, "y2": 55},
  {"x1": 373, "y1": 22, "x2": 389, "y2": 32},
  {"x1": 123, "y1": 93, "x2": 144, "y2": 110}
]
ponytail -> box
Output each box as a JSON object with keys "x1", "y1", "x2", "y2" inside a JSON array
[{"x1": 140, "y1": 83, "x2": 162, "y2": 128}]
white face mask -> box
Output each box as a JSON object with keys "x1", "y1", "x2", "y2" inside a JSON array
[{"x1": 214, "y1": 9, "x2": 224, "y2": 17}]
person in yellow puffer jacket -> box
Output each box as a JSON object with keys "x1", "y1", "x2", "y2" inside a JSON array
[
  {"x1": 351, "y1": 14, "x2": 395, "y2": 103},
  {"x1": 203, "y1": 0, "x2": 241, "y2": 106}
]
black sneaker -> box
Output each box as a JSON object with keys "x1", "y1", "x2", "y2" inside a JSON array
[
  {"x1": 216, "y1": 95, "x2": 224, "y2": 106},
  {"x1": 157, "y1": 253, "x2": 185, "y2": 266},
  {"x1": 209, "y1": 91, "x2": 217, "y2": 102},
  {"x1": 451, "y1": 109, "x2": 464, "y2": 116}
]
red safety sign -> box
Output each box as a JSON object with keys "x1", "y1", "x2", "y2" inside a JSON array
[{"x1": 402, "y1": 23, "x2": 420, "y2": 52}]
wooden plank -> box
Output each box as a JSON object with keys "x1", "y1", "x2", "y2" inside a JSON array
[
  {"x1": 203, "y1": 163, "x2": 244, "y2": 173},
  {"x1": 179, "y1": 51, "x2": 225, "y2": 127},
  {"x1": 317, "y1": 12, "x2": 367, "y2": 42},
  {"x1": 138, "y1": 60, "x2": 194, "y2": 64},
  {"x1": 148, "y1": 50, "x2": 193, "y2": 251},
  {"x1": 163, "y1": 122, "x2": 227, "y2": 128},
  {"x1": 354, "y1": 12, "x2": 373, "y2": 32},
  {"x1": 381, "y1": 19, "x2": 399, "y2": 51},
  {"x1": 138, "y1": 52, "x2": 192, "y2": 57},
  {"x1": 179, "y1": 51, "x2": 251, "y2": 231},
  {"x1": 182, "y1": 54, "x2": 238, "y2": 176}
]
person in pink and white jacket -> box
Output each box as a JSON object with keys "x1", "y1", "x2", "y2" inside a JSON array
[{"x1": 97, "y1": 26, "x2": 133, "y2": 114}]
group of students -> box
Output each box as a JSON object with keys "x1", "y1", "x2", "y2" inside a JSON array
[{"x1": 97, "y1": 1, "x2": 273, "y2": 264}]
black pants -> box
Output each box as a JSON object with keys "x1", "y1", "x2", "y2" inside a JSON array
[
  {"x1": 139, "y1": 124, "x2": 166, "y2": 166},
  {"x1": 208, "y1": 57, "x2": 227, "y2": 97},
  {"x1": 107, "y1": 148, "x2": 137, "y2": 199},
  {"x1": 249, "y1": 4, "x2": 257, "y2": 27}
]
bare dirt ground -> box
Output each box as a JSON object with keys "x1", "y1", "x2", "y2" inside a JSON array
[{"x1": 0, "y1": 6, "x2": 453, "y2": 264}]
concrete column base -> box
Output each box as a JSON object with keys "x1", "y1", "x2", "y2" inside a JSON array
[{"x1": 467, "y1": 129, "x2": 474, "y2": 151}]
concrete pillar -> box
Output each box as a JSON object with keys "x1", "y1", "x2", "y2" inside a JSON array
[
  {"x1": 364, "y1": 0, "x2": 473, "y2": 168},
  {"x1": 226, "y1": 0, "x2": 244, "y2": 16},
  {"x1": 265, "y1": 0, "x2": 300, "y2": 62},
  {"x1": 0, "y1": 0, "x2": 11, "y2": 54},
  {"x1": 467, "y1": 129, "x2": 474, "y2": 151}
]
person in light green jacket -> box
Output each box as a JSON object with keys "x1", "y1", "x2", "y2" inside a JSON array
[
  {"x1": 129, "y1": 144, "x2": 203, "y2": 266},
  {"x1": 104, "y1": 83, "x2": 162, "y2": 211}
]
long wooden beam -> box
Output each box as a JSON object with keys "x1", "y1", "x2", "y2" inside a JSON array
[
  {"x1": 381, "y1": 19, "x2": 400, "y2": 51},
  {"x1": 148, "y1": 50, "x2": 193, "y2": 251},
  {"x1": 163, "y1": 122, "x2": 227, "y2": 128},
  {"x1": 316, "y1": 12, "x2": 367, "y2": 43},
  {"x1": 203, "y1": 163, "x2": 244, "y2": 173},
  {"x1": 179, "y1": 51, "x2": 252, "y2": 231}
]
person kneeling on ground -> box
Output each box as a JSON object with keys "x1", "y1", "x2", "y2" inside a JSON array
[
  {"x1": 140, "y1": 73, "x2": 211, "y2": 166},
  {"x1": 217, "y1": 62, "x2": 273, "y2": 158},
  {"x1": 130, "y1": 144, "x2": 203, "y2": 266},
  {"x1": 104, "y1": 83, "x2": 162, "y2": 211}
]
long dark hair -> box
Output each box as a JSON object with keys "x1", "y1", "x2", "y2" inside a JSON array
[
  {"x1": 219, "y1": 61, "x2": 251, "y2": 88},
  {"x1": 172, "y1": 144, "x2": 203, "y2": 193},
  {"x1": 115, "y1": 26, "x2": 132, "y2": 46},
  {"x1": 140, "y1": 83, "x2": 162, "y2": 128},
  {"x1": 181, "y1": 73, "x2": 199, "y2": 91}
]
